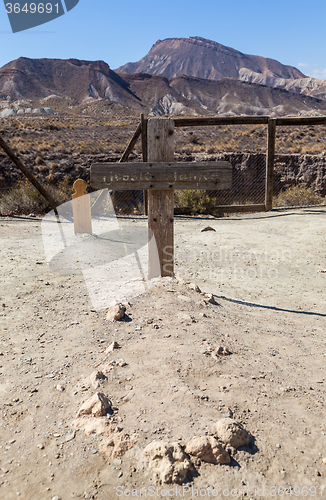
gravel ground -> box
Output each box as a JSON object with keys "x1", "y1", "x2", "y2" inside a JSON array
[{"x1": 0, "y1": 207, "x2": 325, "y2": 499}]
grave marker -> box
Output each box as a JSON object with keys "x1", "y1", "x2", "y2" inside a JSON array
[
  {"x1": 91, "y1": 118, "x2": 232, "y2": 278},
  {"x1": 72, "y1": 178, "x2": 92, "y2": 235}
]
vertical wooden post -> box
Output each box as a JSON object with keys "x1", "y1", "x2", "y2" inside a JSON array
[
  {"x1": 141, "y1": 113, "x2": 148, "y2": 216},
  {"x1": 265, "y1": 118, "x2": 276, "y2": 211},
  {"x1": 72, "y1": 179, "x2": 92, "y2": 234},
  {"x1": 147, "y1": 118, "x2": 175, "y2": 278}
]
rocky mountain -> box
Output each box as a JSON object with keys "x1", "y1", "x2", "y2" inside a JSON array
[
  {"x1": 118, "y1": 72, "x2": 326, "y2": 117},
  {"x1": 116, "y1": 36, "x2": 305, "y2": 81},
  {"x1": 238, "y1": 69, "x2": 326, "y2": 99},
  {"x1": 1, "y1": 56, "x2": 326, "y2": 118},
  {"x1": 117, "y1": 36, "x2": 326, "y2": 100},
  {"x1": 0, "y1": 57, "x2": 138, "y2": 105},
  {"x1": 167, "y1": 75, "x2": 326, "y2": 117}
]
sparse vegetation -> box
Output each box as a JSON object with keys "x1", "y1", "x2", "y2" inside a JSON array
[
  {"x1": 0, "y1": 177, "x2": 73, "y2": 215},
  {"x1": 174, "y1": 189, "x2": 217, "y2": 214},
  {"x1": 1, "y1": 115, "x2": 325, "y2": 215},
  {"x1": 273, "y1": 184, "x2": 325, "y2": 208}
]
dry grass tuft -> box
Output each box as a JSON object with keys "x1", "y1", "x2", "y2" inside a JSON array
[{"x1": 273, "y1": 184, "x2": 325, "y2": 208}]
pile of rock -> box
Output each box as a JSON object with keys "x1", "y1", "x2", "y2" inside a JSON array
[{"x1": 144, "y1": 418, "x2": 252, "y2": 484}]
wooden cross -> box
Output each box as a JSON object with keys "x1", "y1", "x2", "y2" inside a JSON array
[{"x1": 91, "y1": 118, "x2": 232, "y2": 279}]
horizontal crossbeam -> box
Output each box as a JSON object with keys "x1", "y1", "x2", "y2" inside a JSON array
[{"x1": 91, "y1": 161, "x2": 232, "y2": 191}]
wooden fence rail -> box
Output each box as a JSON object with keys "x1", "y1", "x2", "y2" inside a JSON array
[
  {"x1": 120, "y1": 114, "x2": 325, "y2": 214},
  {"x1": 2, "y1": 113, "x2": 325, "y2": 217}
]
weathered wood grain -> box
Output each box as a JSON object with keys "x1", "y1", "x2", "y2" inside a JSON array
[
  {"x1": 119, "y1": 123, "x2": 141, "y2": 162},
  {"x1": 147, "y1": 118, "x2": 175, "y2": 278},
  {"x1": 91, "y1": 161, "x2": 232, "y2": 191},
  {"x1": 174, "y1": 116, "x2": 269, "y2": 127},
  {"x1": 276, "y1": 117, "x2": 326, "y2": 126},
  {"x1": 141, "y1": 114, "x2": 149, "y2": 215}
]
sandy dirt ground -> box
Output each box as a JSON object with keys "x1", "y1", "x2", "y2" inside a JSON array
[{"x1": 0, "y1": 207, "x2": 326, "y2": 500}]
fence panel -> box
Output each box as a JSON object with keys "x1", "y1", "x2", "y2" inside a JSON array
[{"x1": 272, "y1": 124, "x2": 326, "y2": 208}]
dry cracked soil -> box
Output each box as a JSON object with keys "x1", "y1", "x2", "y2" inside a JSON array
[{"x1": 0, "y1": 207, "x2": 326, "y2": 500}]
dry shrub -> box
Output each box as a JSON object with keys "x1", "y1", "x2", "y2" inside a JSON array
[
  {"x1": 174, "y1": 189, "x2": 217, "y2": 214},
  {"x1": 273, "y1": 184, "x2": 325, "y2": 208},
  {"x1": 0, "y1": 177, "x2": 73, "y2": 215}
]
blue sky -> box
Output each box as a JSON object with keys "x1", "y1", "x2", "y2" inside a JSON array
[{"x1": 1, "y1": 0, "x2": 326, "y2": 79}]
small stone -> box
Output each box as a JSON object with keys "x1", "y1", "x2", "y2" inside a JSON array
[
  {"x1": 144, "y1": 441, "x2": 194, "y2": 484},
  {"x1": 276, "y1": 444, "x2": 281, "y2": 449},
  {"x1": 45, "y1": 374, "x2": 55, "y2": 379},
  {"x1": 185, "y1": 436, "x2": 230, "y2": 464},
  {"x1": 214, "y1": 418, "x2": 252, "y2": 449},
  {"x1": 122, "y1": 391, "x2": 134, "y2": 403},
  {"x1": 91, "y1": 449, "x2": 98, "y2": 454},
  {"x1": 52, "y1": 497, "x2": 61, "y2": 500},
  {"x1": 212, "y1": 346, "x2": 232, "y2": 358},
  {"x1": 188, "y1": 283, "x2": 201, "y2": 293},
  {"x1": 201, "y1": 226, "x2": 216, "y2": 232},
  {"x1": 105, "y1": 341, "x2": 120, "y2": 354},
  {"x1": 203, "y1": 293, "x2": 215, "y2": 304},
  {"x1": 118, "y1": 471, "x2": 123, "y2": 478},
  {"x1": 76, "y1": 392, "x2": 112, "y2": 418},
  {"x1": 322, "y1": 457, "x2": 326, "y2": 465},
  {"x1": 37, "y1": 444, "x2": 45, "y2": 449},
  {"x1": 106, "y1": 303, "x2": 126, "y2": 322},
  {"x1": 316, "y1": 470, "x2": 321, "y2": 476},
  {"x1": 56, "y1": 385, "x2": 65, "y2": 392},
  {"x1": 89, "y1": 370, "x2": 107, "y2": 388},
  {"x1": 67, "y1": 321, "x2": 79, "y2": 327},
  {"x1": 35, "y1": 374, "x2": 42, "y2": 379},
  {"x1": 65, "y1": 432, "x2": 75, "y2": 442}
]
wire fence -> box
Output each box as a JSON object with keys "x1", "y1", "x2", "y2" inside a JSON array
[
  {"x1": 107, "y1": 118, "x2": 326, "y2": 216},
  {"x1": 1, "y1": 115, "x2": 326, "y2": 216},
  {"x1": 107, "y1": 153, "x2": 268, "y2": 215}
]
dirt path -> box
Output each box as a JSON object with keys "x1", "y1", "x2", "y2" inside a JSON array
[{"x1": 0, "y1": 207, "x2": 325, "y2": 499}]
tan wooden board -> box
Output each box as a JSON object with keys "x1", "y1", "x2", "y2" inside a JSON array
[{"x1": 91, "y1": 161, "x2": 232, "y2": 191}]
